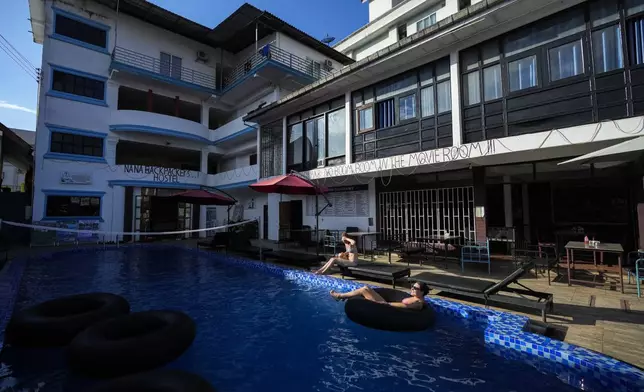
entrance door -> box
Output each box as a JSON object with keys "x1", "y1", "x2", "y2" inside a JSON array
[
  {"x1": 263, "y1": 205, "x2": 269, "y2": 240},
  {"x1": 290, "y1": 200, "x2": 303, "y2": 229},
  {"x1": 279, "y1": 202, "x2": 291, "y2": 241}
]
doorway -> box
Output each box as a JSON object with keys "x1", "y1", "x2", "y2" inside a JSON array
[{"x1": 263, "y1": 205, "x2": 269, "y2": 240}]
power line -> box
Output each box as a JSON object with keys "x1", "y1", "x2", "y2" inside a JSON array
[
  {"x1": 0, "y1": 40, "x2": 37, "y2": 81},
  {"x1": 0, "y1": 33, "x2": 37, "y2": 70}
]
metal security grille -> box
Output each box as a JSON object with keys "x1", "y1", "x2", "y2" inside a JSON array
[
  {"x1": 260, "y1": 121, "x2": 283, "y2": 178},
  {"x1": 378, "y1": 187, "x2": 476, "y2": 242}
]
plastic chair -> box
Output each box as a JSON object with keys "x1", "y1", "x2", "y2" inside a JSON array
[
  {"x1": 626, "y1": 251, "x2": 644, "y2": 297},
  {"x1": 461, "y1": 239, "x2": 491, "y2": 274}
]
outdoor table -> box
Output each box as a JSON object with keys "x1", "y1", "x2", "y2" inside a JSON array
[
  {"x1": 565, "y1": 241, "x2": 624, "y2": 293},
  {"x1": 347, "y1": 231, "x2": 380, "y2": 257}
]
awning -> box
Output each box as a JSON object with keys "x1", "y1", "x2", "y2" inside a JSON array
[
  {"x1": 558, "y1": 137, "x2": 644, "y2": 166},
  {"x1": 168, "y1": 189, "x2": 236, "y2": 205},
  {"x1": 249, "y1": 174, "x2": 328, "y2": 195}
]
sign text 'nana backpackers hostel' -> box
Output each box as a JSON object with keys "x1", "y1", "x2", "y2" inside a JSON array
[{"x1": 123, "y1": 165, "x2": 200, "y2": 183}]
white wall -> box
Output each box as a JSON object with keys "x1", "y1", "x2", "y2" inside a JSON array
[
  {"x1": 233, "y1": 33, "x2": 277, "y2": 64},
  {"x1": 277, "y1": 33, "x2": 343, "y2": 72},
  {"x1": 369, "y1": 0, "x2": 395, "y2": 22},
  {"x1": 354, "y1": 28, "x2": 397, "y2": 61}
]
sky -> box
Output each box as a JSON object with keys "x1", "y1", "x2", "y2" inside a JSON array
[{"x1": 0, "y1": 0, "x2": 368, "y2": 132}]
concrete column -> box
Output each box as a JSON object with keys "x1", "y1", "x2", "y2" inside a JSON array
[
  {"x1": 282, "y1": 116, "x2": 288, "y2": 175},
  {"x1": 200, "y1": 148, "x2": 209, "y2": 174},
  {"x1": 522, "y1": 183, "x2": 530, "y2": 242},
  {"x1": 449, "y1": 51, "x2": 463, "y2": 146},
  {"x1": 256, "y1": 123, "x2": 261, "y2": 180},
  {"x1": 344, "y1": 91, "x2": 353, "y2": 164},
  {"x1": 201, "y1": 104, "x2": 209, "y2": 128},
  {"x1": 472, "y1": 167, "x2": 487, "y2": 242},
  {"x1": 105, "y1": 136, "x2": 119, "y2": 166},
  {"x1": 106, "y1": 81, "x2": 118, "y2": 109},
  {"x1": 503, "y1": 176, "x2": 513, "y2": 228},
  {"x1": 268, "y1": 193, "x2": 281, "y2": 241}
]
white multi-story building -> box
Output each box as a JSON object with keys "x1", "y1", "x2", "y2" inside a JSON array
[
  {"x1": 247, "y1": 0, "x2": 644, "y2": 254},
  {"x1": 27, "y1": 0, "x2": 353, "y2": 240}
]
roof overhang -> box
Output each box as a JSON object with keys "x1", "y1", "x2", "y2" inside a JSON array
[
  {"x1": 245, "y1": 0, "x2": 586, "y2": 125},
  {"x1": 0, "y1": 123, "x2": 33, "y2": 170},
  {"x1": 559, "y1": 136, "x2": 644, "y2": 166}
]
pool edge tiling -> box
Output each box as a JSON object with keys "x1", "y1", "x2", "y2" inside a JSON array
[{"x1": 3, "y1": 245, "x2": 644, "y2": 392}]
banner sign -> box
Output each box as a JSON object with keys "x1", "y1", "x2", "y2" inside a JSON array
[{"x1": 123, "y1": 165, "x2": 200, "y2": 183}]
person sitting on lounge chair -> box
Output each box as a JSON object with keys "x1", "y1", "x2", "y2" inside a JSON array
[
  {"x1": 329, "y1": 283, "x2": 429, "y2": 310},
  {"x1": 315, "y1": 232, "x2": 358, "y2": 275}
]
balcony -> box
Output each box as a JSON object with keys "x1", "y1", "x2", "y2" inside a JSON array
[
  {"x1": 207, "y1": 165, "x2": 259, "y2": 189},
  {"x1": 110, "y1": 47, "x2": 217, "y2": 94},
  {"x1": 221, "y1": 44, "x2": 332, "y2": 102},
  {"x1": 110, "y1": 110, "x2": 210, "y2": 145}
]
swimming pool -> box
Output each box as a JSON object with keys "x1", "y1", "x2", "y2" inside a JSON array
[{"x1": 0, "y1": 246, "x2": 641, "y2": 391}]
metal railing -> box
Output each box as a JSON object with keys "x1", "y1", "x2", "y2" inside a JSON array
[
  {"x1": 112, "y1": 47, "x2": 217, "y2": 91},
  {"x1": 223, "y1": 44, "x2": 332, "y2": 89}
]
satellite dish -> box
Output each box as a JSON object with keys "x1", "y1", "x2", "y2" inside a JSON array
[{"x1": 321, "y1": 34, "x2": 335, "y2": 45}]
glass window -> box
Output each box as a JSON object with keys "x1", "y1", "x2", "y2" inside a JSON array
[
  {"x1": 397, "y1": 24, "x2": 407, "y2": 40},
  {"x1": 160, "y1": 53, "x2": 182, "y2": 79},
  {"x1": 508, "y1": 55, "x2": 537, "y2": 92},
  {"x1": 46, "y1": 195, "x2": 101, "y2": 218},
  {"x1": 375, "y1": 73, "x2": 417, "y2": 100},
  {"x1": 590, "y1": 0, "x2": 619, "y2": 27},
  {"x1": 628, "y1": 17, "x2": 644, "y2": 65},
  {"x1": 549, "y1": 40, "x2": 584, "y2": 81},
  {"x1": 504, "y1": 11, "x2": 584, "y2": 56},
  {"x1": 50, "y1": 132, "x2": 103, "y2": 157},
  {"x1": 462, "y1": 49, "x2": 479, "y2": 71},
  {"x1": 626, "y1": 0, "x2": 644, "y2": 16},
  {"x1": 327, "y1": 108, "x2": 346, "y2": 157},
  {"x1": 54, "y1": 14, "x2": 108, "y2": 48},
  {"x1": 437, "y1": 81, "x2": 451, "y2": 113},
  {"x1": 483, "y1": 65, "x2": 502, "y2": 101},
  {"x1": 482, "y1": 41, "x2": 500, "y2": 64},
  {"x1": 436, "y1": 58, "x2": 450, "y2": 81},
  {"x1": 421, "y1": 86, "x2": 434, "y2": 117},
  {"x1": 377, "y1": 99, "x2": 395, "y2": 128},
  {"x1": 416, "y1": 13, "x2": 437, "y2": 31},
  {"x1": 464, "y1": 71, "x2": 480, "y2": 106},
  {"x1": 52, "y1": 70, "x2": 105, "y2": 100},
  {"x1": 592, "y1": 25, "x2": 624, "y2": 73},
  {"x1": 287, "y1": 123, "x2": 303, "y2": 165},
  {"x1": 315, "y1": 117, "x2": 326, "y2": 161},
  {"x1": 305, "y1": 119, "x2": 317, "y2": 163},
  {"x1": 399, "y1": 94, "x2": 416, "y2": 120},
  {"x1": 357, "y1": 105, "x2": 374, "y2": 132},
  {"x1": 419, "y1": 65, "x2": 434, "y2": 86}
]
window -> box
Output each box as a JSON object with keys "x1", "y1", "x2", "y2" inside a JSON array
[
  {"x1": 504, "y1": 11, "x2": 584, "y2": 57},
  {"x1": 54, "y1": 13, "x2": 108, "y2": 49},
  {"x1": 52, "y1": 69, "x2": 105, "y2": 101},
  {"x1": 377, "y1": 99, "x2": 395, "y2": 128},
  {"x1": 357, "y1": 105, "x2": 374, "y2": 133},
  {"x1": 628, "y1": 17, "x2": 644, "y2": 65},
  {"x1": 397, "y1": 24, "x2": 407, "y2": 40},
  {"x1": 549, "y1": 40, "x2": 584, "y2": 81},
  {"x1": 305, "y1": 117, "x2": 324, "y2": 164},
  {"x1": 399, "y1": 93, "x2": 416, "y2": 120},
  {"x1": 327, "y1": 108, "x2": 346, "y2": 158},
  {"x1": 483, "y1": 65, "x2": 502, "y2": 101},
  {"x1": 508, "y1": 55, "x2": 537, "y2": 92},
  {"x1": 592, "y1": 25, "x2": 623, "y2": 73},
  {"x1": 160, "y1": 52, "x2": 182, "y2": 79},
  {"x1": 287, "y1": 123, "x2": 303, "y2": 166},
  {"x1": 464, "y1": 71, "x2": 480, "y2": 105},
  {"x1": 249, "y1": 153, "x2": 257, "y2": 166},
  {"x1": 437, "y1": 81, "x2": 451, "y2": 113},
  {"x1": 50, "y1": 131, "x2": 103, "y2": 157},
  {"x1": 421, "y1": 86, "x2": 435, "y2": 117},
  {"x1": 416, "y1": 14, "x2": 437, "y2": 31},
  {"x1": 46, "y1": 195, "x2": 101, "y2": 218}
]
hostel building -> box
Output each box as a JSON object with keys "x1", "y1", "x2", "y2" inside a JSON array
[
  {"x1": 246, "y1": 0, "x2": 644, "y2": 253},
  {"x1": 27, "y1": 0, "x2": 352, "y2": 240}
]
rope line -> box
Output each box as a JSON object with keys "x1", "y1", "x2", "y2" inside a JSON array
[{"x1": 1, "y1": 219, "x2": 256, "y2": 236}]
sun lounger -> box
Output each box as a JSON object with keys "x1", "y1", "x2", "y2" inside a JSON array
[
  {"x1": 264, "y1": 250, "x2": 324, "y2": 266},
  {"x1": 410, "y1": 263, "x2": 554, "y2": 322},
  {"x1": 228, "y1": 238, "x2": 273, "y2": 260},
  {"x1": 197, "y1": 232, "x2": 230, "y2": 252},
  {"x1": 338, "y1": 263, "x2": 411, "y2": 288}
]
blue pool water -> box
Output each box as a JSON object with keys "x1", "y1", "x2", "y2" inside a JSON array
[{"x1": 1, "y1": 247, "x2": 604, "y2": 391}]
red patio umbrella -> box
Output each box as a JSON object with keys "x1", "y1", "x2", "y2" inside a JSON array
[
  {"x1": 169, "y1": 189, "x2": 236, "y2": 205},
  {"x1": 249, "y1": 173, "x2": 331, "y2": 255},
  {"x1": 249, "y1": 174, "x2": 328, "y2": 195}
]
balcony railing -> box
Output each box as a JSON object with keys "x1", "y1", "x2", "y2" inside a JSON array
[
  {"x1": 112, "y1": 47, "x2": 217, "y2": 91},
  {"x1": 223, "y1": 44, "x2": 332, "y2": 90}
]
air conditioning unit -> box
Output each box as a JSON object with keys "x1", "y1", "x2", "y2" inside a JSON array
[
  {"x1": 323, "y1": 59, "x2": 333, "y2": 71},
  {"x1": 196, "y1": 50, "x2": 209, "y2": 63}
]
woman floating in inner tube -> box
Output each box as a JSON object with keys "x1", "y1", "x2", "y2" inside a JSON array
[
  {"x1": 330, "y1": 282, "x2": 429, "y2": 310},
  {"x1": 315, "y1": 232, "x2": 358, "y2": 275}
]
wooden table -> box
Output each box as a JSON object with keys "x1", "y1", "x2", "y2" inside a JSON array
[
  {"x1": 565, "y1": 241, "x2": 624, "y2": 293},
  {"x1": 347, "y1": 231, "x2": 380, "y2": 256}
]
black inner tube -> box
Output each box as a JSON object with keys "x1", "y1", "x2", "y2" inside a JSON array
[{"x1": 344, "y1": 288, "x2": 435, "y2": 332}]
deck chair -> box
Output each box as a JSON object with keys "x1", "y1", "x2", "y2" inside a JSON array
[{"x1": 410, "y1": 262, "x2": 554, "y2": 322}]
